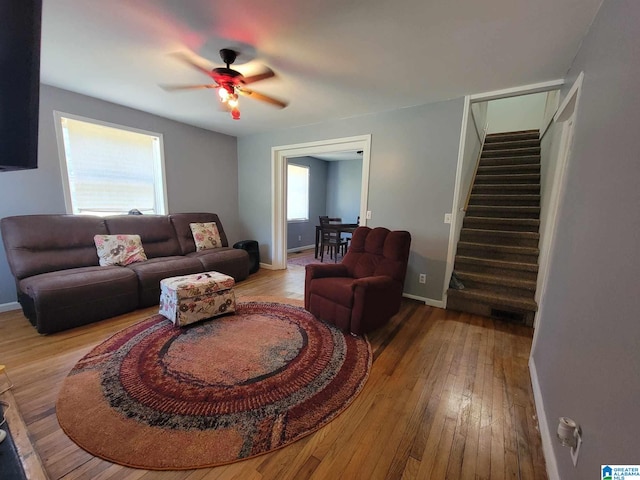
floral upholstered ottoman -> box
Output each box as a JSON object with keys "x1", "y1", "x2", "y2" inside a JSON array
[{"x1": 159, "y1": 271, "x2": 236, "y2": 326}]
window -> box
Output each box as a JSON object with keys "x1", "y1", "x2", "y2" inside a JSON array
[
  {"x1": 287, "y1": 164, "x2": 309, "y2": 222},
  {"x1": 55, "y1": 112, "x2": 167, "y2": 216}
]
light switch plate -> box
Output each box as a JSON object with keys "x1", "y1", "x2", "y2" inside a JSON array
[{"x1": 444, "y1": 213, "x2": 452, "y2": 224}]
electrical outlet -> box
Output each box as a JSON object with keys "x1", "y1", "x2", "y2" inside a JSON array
[
  {"x1": 444, "y1": 213, "x2": 452, "y2": 224},
  {"x1": 419, "y1": 274, "x2": 426, "y2": 284},
  {"x1": 298, "y1": 235, "x2": 302, "y2": 241},
  {"x1": 366, "y1": 210, "x2": 372, "y2": 220}
]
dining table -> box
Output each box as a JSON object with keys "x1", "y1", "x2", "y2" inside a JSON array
[{"x1": 315, "y1": 223, "x2": 359, "y2": 259}]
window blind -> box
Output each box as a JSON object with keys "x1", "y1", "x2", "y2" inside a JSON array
[{"x1": 61, "y1": 117, "x2": 162, "y2": 215}]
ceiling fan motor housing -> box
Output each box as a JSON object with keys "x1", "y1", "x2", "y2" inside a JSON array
[{"x1": 219, "y1": 48, "x2": 238, "y2": 67}]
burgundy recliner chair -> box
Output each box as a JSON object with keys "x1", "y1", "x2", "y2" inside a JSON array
[{"x1": 304, "y1": 226, "x2": 411, "y2": 335}]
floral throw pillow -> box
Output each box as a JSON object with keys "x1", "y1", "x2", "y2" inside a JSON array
[
  {"x1": 190, "y1": 222, "x2": 222, "y2": 251},
  {"x1": 94, "y1": 234, "x2": 148, "y2": 266}
]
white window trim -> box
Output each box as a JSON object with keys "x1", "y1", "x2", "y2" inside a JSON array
[{"x1": 53, "y1": 111, "x2": 169, "y2": 215}]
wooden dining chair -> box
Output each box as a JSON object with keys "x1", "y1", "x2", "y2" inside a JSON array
[{"x1": 319, "y1": 216, "x2": 348, "y2": 263}]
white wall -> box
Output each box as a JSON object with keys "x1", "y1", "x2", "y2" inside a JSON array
[
  {"x1": 531, "y1": 1, "x2": 640, "y2": 478},
  {"x1": 486, "y1": 92, "x2": 547, "y2": 133},
  {"x1": 0, "y1": 85, "x2": 239, "y2": 305},
  {"x1": 238, "y1": 98, "x2": 464, "y2": 303}
]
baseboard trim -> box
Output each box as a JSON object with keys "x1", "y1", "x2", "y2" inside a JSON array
[
  {"x1": 0, "y1": 302, "x2": 20, "y2": 313},
  {"x1": 259, "y1": 262, "x2": 277, "y2": 270},
  {"x1": 402, "y1": 293, "x2": 445, "y2": 309},
  {"x1": 529, "y1": 356, "x2": 560, "y2": 480},
  {"x1": 287, "y1": 244, "x2": 315, "y2": 253}
]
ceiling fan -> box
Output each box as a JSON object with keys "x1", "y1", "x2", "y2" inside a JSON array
[{"x1": 162, "y1": 49, "x2": 288, "y2": 120}]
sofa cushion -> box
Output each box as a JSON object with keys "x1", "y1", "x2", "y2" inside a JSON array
[
  {"x1": 189, "y1": 222, "x2": 222, "y2": 251},
  {"x1": 94, "y1": 234, "x2": 148, "y2": 266},
  {"x1": 1, "y1": 215, "x2": 108, "y2": 279},
  {"x1": 124, "y1": 256, "x2": 204, "y2": 307},
  {"x1": 186, "y1": 247, "x2": 250, "y2": 281},
  {"x1": 18, "y1": 266, "x2": 139, "y2": 334},
  {"x1": 170, "y1": 213, "x2": 229, "y2": 254},
  {"x1": 104, "y1": 215, "x2": 181, "y2": 258}
]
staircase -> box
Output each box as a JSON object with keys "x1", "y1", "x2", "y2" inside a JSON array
[{"x1": 447, "y1": 130, "x2": 541, "y2": 326}]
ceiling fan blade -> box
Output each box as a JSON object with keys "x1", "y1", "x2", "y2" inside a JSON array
[
  {"x1": 170, "y1": 52, "x2": 215, "y2": 78},
  {"x1": 237, "y1": 87, "x2": 288, "y2": 108},
  {"x1": 242, "y1": 68, "x2": 275, "y2": 85},
  {"x1": 160, "y1": 83, "x2": 218, "y2": 92}
]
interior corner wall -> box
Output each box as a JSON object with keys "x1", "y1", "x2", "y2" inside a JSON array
[
  {"x1": 530, "y1": 1, "x2": 640, "y2": 478},
  {"x1": 326, "y1": 159, "x2": 362, "y2": 223},
  {"x1": 0, "y1": 84, "x2": 238, "y2": 305},
  {"x1": 237, "y1": 97, "x2": 464, "y2": 302},
  {"x1": 286, "y1": 156, "x2": 328, "y2": 250},
  {"x1": 486, "y1": 92, "x2": 547, "y2": 134}
]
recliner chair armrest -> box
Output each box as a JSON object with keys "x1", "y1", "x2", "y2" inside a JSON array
[
  {"x1": 352, "y1": 275, "x2": 399, "y2": 290},
  {"x1": 305, "y1": 264, "x2": 349, "y2": 280}
]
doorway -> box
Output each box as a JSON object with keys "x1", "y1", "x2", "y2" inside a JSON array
[{"x1": 271, "y1": 135, "x2": 372, "y2": 269}]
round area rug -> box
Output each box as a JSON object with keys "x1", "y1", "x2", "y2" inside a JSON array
[{"x1": 56, "y1": 299, "x2": 371, "y2": 470}]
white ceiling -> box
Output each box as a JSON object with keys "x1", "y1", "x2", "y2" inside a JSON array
[{"x1": 40, "y1": 0, "x2": 603, "y2": 137}]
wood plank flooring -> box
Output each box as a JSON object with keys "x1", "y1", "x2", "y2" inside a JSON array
[{"x1": 0, "y1": 264, "x2": 547, "y2": 479}]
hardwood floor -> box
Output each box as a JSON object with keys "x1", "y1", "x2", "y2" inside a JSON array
[{"x1": 0, "y1": 265, "x2": 547, "y2": 479}]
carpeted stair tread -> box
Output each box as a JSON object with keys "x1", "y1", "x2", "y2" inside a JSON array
[
  {"x1": 479, "y1": 155, "x2": 541, "y2": 166},
  {"x1": 461, "y1": 228, "x2": 540, "y2": 239},
  {"x1": 484, "y1": 130, "x2": 539, "y2": 143},
  {"x1": 455, "y1": 271, "x2": 537, "y2": 290},
  {"x1": 475, "y1": 173, "x2": 540, "y2": 183},
  {"x1": 466, "y1": 205, "x2": 541, "y2": 217},
  {"x1": 469, "y1": 194, "x2": 540, "y2": 206},
  {"x1": 455, "y1": 255, "x2": 539, "y2": 272},
  {"x1": 482, "y1": 139, "x2": 540, "y2": 150},
  {"x1": 481, "y1": 146, "x2": 540, "y2": 158},
  {"x1": 447, "y1": 288, "x2": 537, "y2": 311},
  {"x1": 477, "y1": 164, "x2": 540, "y2": 174},
  {"x1": 457, "y1": 241, "x2": 539, "y2": 255},
  {"x1": 472, "y1": 184, "x2": 540, "y2": 194},
  {"x1": 464, "y1": 216, "x2": 540, "y2": 227}
]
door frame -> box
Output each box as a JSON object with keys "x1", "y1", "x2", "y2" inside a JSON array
[{"x1": 271, "y1": 135, "x2": 371, "y2": 269}]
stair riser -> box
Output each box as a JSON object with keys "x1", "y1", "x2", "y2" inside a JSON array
[
  {"x1": 468, "y1": 195, "x2": 540, "y2": 207},
  {"x1": 456, "y1": 247, "x2": 538, "y2": 263},
  {"x1": 463, "y1": 220, "x2": 539, "y2": 232},
  {"x1": 455, "y1": 279, "x2": 535, "y2": 298},
  {"x1": 484, "y1": 131, "x2": 539, "y2": 143},
  {"x1": 480, "y1": 156, "x2": 540, "y2": 167},
  {"x1": 472, "y1": 185, "x2": 540, "y2": 194},
  {"x1": 465, "y1": 208, "x2": 540, "y2": 219},
  {"x1": 459, "y1": 232, "x2": 539, "y2": 248},
  {"x1": 483, "y1": 139, "x2": 540, "y2": 150},
  {"x1": 477, "y1": 165, "x2": 540, "y2": 175},
  {"x1": 454, "y1": 262, "x2": 538, "y2": 281},
  {"x1": 482, "y1": 147, "x2": 540, "y2": 158},
  {"x1": 474, "y1": 174, "x2": 540, "y2": 184},
  {"x1": 446, "y1": 295, "x2": 535, "y2": 326}
]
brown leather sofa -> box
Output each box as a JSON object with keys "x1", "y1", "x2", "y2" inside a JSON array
[
  {"x1": 305, "y1": 226, "x2": 411, "y2": 335},
  {"x1": 0, "y1": 212, "x2": 250, "y2": 334}
]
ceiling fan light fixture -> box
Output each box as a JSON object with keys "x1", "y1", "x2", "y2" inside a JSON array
[
  {"x1": 227, "y1": 94, "x2": 239, "y2": 108},
  {"x1": 218, "y1": 86, "x2": 230, "y2": 101}
]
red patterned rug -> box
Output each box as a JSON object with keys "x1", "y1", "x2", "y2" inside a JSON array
[{"x1": 56, "y1": 299, "x2": 371, "y2": 470}]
